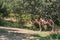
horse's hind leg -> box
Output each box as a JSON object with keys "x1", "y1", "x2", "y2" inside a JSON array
[
  {"x1": 51, "y1": 25, "x2": 55, "y2": 32},
  {"x1": 44, "y1": 25, "x2": 47, "y2": 31},
  {"x1": 39, "y1": 24, "x2": 41, "y2": 32}
]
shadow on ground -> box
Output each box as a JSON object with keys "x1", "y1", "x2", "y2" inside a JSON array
[
  {"x1": 0, "y1": 29, "x2": 60, "y2": 40},
  {"x1": 0, "y1": 29, "x2": 40, "y2": 40}
]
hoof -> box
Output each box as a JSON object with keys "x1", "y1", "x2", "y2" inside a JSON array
[{"x1": 39, "y1": 28, "x2": 41, "y2": 31}]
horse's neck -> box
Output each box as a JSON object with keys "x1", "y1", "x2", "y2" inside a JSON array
[
  {"x1": 48, "y1": 19, "x2": 52, "y2": 22},
  {"x1": 47, "y1": 19, "x2": 54, "y2": 25},
  {"x1": 34, "y1": 19, "x2": 40, "y2": 24}
]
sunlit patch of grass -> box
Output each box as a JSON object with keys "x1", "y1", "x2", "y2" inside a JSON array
[
  {"x1": 37, "y1": 32, "x2": 50, "y2": 37},
  {"x1": 35, "y1": 32, "x2": 60, "y2": 39},
  {"x1": 24, "y1": 23, "x2": 33, "y2": 27}
]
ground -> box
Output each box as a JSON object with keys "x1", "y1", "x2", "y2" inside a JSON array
[{"x1": 0, "y1": 26, "x2": 60, "y2": 40}]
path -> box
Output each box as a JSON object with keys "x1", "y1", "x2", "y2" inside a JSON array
[
  {"x1": 0, "y1": 26, "x2": 59, "y2": 40},
  {"x1": 0, "y1": 26, "x2": 52, "y2": 34}
]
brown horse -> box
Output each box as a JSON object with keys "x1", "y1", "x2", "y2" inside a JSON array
[{"x1": 32, "y1": 17, "x2": 54, "y2": 31}]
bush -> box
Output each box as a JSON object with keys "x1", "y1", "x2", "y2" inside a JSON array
[
  {"x1": 29, "y1": 25, "x2": 37, "y2": 30},
  {"x1": 0, "y1": 19, "x2": 38, "y2": 30},
  {"x1": 0, "y1": 19, "x2": 22, "y2": 28},
  {"x1": 50, "y1": 34, "x2": 60, "y2": 39}
]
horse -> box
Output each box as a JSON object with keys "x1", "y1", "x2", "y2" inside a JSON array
[
  {"x1": 40, "y1": 17, "x2": 54, "y2": 31},
  {"x1": 31, "y1": 17, "x2": 54, "y2": 32}
]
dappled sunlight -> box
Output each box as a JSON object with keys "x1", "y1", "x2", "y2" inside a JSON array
[
  {"x1": 0, "y1": 0, "x2": 60, "y2": 40},
  {"x1": 4, "y1": 17, "x2": 17, "y2": 22}
]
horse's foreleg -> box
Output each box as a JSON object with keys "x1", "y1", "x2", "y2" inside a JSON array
[
  {"x1": 48, "y1": 23, "x2": 53, "y2": 31},
  {"x1": 52, "y1": 25, "x2": 54, "y2": 32}
]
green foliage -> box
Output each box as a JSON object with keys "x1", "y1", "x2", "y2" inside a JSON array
[
  {"x1": 30, "y1": 25, "x2": 37, "y2": 30},
  {"x1": 0, "y1": 19, "x2": 21, "y2": 28},
  {"x1": 50, "y1": 34, "x2": 58, "y2": 39},
  {"x1": 0, "y1": 0, "x2": 60, "y2": 29},
  {"x1": 35, "y1": 33, "x2": 60, "y2": 39},
  {"x1": 48, "y1": 34, "x2": 60, "y2": 39},
  {"x1": 21, "y1": 13, "x2": 32, "y2": 21}
]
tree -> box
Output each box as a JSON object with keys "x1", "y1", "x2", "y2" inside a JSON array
[{"x1": 0, "y1": 1, "x2": 8, "y2": 18}]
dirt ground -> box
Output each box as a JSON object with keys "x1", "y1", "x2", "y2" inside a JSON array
[{"x1": 0, "y1": 26, "x2": 60, "y2": 40}]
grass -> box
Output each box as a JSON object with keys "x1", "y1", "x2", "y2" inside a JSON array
[
  {"x1": 0, "y1": 19, "x2": 38, "y2": 30},
  {"x1": 0, "y1": 19, "x2": 22, "y2": 28},
  {"x1": 34, "y1": 32, "x2": 60, "y2": 40},
  {"x1": 36, "y1": 32, "x2": 50, "y2": 37}
]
